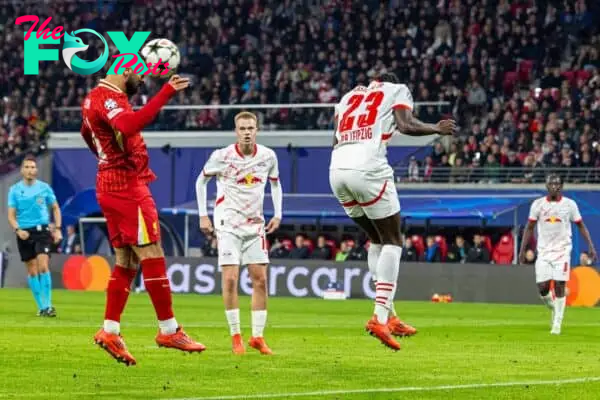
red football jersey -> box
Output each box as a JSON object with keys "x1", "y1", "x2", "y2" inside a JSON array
[{"x1": 81, "y1": 79, "x2": 157, "y2": 192}]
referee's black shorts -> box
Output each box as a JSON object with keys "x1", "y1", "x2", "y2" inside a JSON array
[{"x1": 17, "y1": 225, "x2": 53, "y2": 262}]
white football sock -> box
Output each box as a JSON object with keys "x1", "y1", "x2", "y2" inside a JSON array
[
  {"x1": 159, "y1": 317, "x2": 178, "y2": 335},
  {"x1": 103, "y1": 320, "x2": 120, "y2": 335},
  {"x1": 226, "y1": 309, "x2": 241, "y2": 336},
  {"x1": 540, "y1": 292, "x2": 554, "y2": 309},
  {"x1": 368, "y1": 243, "x2": 382, "y2": 281},
  {"x1": 373, "y1": 245, "x2": 402, "y2": 324},
  {"x1": 553, "y1": 296, "x2": 566, "y2": 327},
  {"x1": 251, "y1": 310, "x2": 267, "y2": 337}
]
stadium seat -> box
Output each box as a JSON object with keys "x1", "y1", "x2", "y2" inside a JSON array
[
  {"x1": 325, "y1": 239, "x2": 337, "y2": 249},
  {"x1": 304, "y1": 238, "x2": 315, "y2": 253},
  {"x1": 281, "y1": 238, "x2": 293, "y2": 251},
  {"x1": 518, "y1": 60, "x2": 534, "y2": 83},
  {"x1": 434, "y1": 235, "x2": 448, "y2": 261},
  {"x1": 482, "y1": 236, "x2": 493, "y2": 254},
  {"x1": 562, "y1": 70, "x2": 576, "y2": 85},
  {"x1": 411, "y1": 235, "x2": 425, "y2": 258},
  {"x1": 492, "y1": 234, "x2": 514, "y2": 265},
  {"x1": 576, "y1": 69, "x2": 591, "y2": 83}
]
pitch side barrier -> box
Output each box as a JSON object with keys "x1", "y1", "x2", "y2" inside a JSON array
[{"x1": 2, "y1": 254, "x2": 569, "y2": 305}]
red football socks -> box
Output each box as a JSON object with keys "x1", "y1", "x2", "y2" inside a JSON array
[
  {"x1": 104, "y1": 265, "x2": 137, "y2": 322},
  {"x1": 141, "y1": 257, "x2": 174, "y2": 321}
]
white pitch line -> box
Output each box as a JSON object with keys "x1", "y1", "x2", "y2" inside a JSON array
[{"x1": 163, "y1": 376, "x2": 600, "y2": 400}]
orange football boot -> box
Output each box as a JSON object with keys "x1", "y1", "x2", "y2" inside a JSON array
[
  {"x1": 155, "y1": 326, "x2": 207, "y2": 353},
  {"x1": 365, "y1": 315, "x2": 401, "y2": 351},
  {"x1": 94, "y1": 329, "x2": 137, "y2": 366},
  {"x1": 249, "y1": 337, "x2": 273, "y2": 355},
  {"x1": 387, "y1": 316, "x2": 417, "y2": 337},
  {"x1": 232, "y1": 333, "x2": 245, "y2": 355}
]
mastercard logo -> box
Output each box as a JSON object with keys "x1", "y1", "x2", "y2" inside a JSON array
[
  {"x1": 566, "y1": 266, "x2": 600, "y2": 307},
  {"x1": 62, "y1": 255, "x2": 112, "y2": 291}
]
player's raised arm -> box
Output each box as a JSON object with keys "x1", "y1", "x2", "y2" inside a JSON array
[
  {"x1": 394, "y1": 108, "x2": 456, "y2": 137},
  {"x1": 106, "y1": 74, "x2": 190, "y2": 136}
]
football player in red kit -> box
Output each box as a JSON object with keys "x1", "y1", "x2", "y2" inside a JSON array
[{"x1": 81, "y1": 68, "x2": 206, "y2": 366}]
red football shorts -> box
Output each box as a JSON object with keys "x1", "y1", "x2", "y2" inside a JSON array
[{"x1": 97, "y1": 184, "x2": 160, "y2": 248}]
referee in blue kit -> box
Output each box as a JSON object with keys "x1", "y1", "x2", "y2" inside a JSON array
[{"x1": 7, "y1": 155, "x2": 63, "y2": 317}]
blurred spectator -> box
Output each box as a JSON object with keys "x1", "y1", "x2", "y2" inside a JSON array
[
  {"x1": 467, "y1": 234, "x2": 491, "y2": 263},
  {"x1": 311, "y1": 235, "x2": 331, "y2": 260},
  {"x1": 447, "y1": 235, "x2": 470, "y2": 263},
  {"x1": 203, "y1": 237, "x2": 219, "y2": 258},
  {"x1": 60, "y1": 225, "x2": 79, "y2": 255},
  {"x1": 269, "y1": 237, "x2": 290, "y2": 259},
  {"x1": 335, "y1": 241, "x2": 351, "y2": 262},
  {"x1": 422, "y1": 236, "x2": 442, "y2": 263},
  {"x1": 347, "y1": 242, "x2": 367, "y2": 261},
  {"x1": 401, "y1": 237, "x2": 418, "y2": 262},
  {"x1": 289, "y1": 234, "x2": 310, "y2": 259}
]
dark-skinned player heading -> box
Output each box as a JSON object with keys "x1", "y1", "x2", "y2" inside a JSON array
[
  {"x1": 329, "y1": 72, "x2": 456, "y2": 351},
  {"x1": 80, "y1": 67, "x2": 206, "y2": 366},
  {"x1": 519, "y1": 174, "x2": 597, "y2": 335}
]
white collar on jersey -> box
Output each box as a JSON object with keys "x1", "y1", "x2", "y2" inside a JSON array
[{"x1": 235, "y1": 143, "x2": 258, "y2": 158}]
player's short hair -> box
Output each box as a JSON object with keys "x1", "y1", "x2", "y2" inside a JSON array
[
  {"x1": 21, "y1": 154, "x2": 36, "y2": 166},
  {"x1": 234, "y1": 111, "x2": 258, "y2": 126},
  {"x1": 546, "y1": 173, "x2": 563, "y2": 185},
  {"x1": 377, "y1": 72, "x2": 400, "y2": 84}
]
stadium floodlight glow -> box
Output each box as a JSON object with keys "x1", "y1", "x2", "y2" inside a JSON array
[{"x1": 15, "y1": 15, "x2": 171, "y2": 76}]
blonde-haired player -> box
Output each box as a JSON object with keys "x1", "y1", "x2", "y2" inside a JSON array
[
  {"x1": 196, "y1": 111, "x2": 282, "y2": 355},
  {"x1": 329, "y1": 72, "x2": 455, "y2": 350},
  {"x1": 519, "y1": 174, "x2": 596, "y2": 335}
]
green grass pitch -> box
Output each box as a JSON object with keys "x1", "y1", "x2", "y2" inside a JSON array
[{"x1": 1, "y1": 289, "x2": 599, "y2": 400}]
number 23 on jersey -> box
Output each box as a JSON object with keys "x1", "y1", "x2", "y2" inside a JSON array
[{"x1": 338, "y1": 91, "x2": 384, "y2": 132}]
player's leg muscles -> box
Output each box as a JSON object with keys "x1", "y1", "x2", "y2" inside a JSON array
[
  {"x1": 370, "y1": 213, "x2": 403, "y2": 324},
  {"x1": 352, "y1": 216, "x2": 382, "y2": 280},
  {"x1": 537, "y1": 280, "x2": 551, "y2": 296},
  {"x1": 553, "y1": 280, "x2": 566, "y2": 297},
  {"x1": 103, "y1": 247, "x2": 137, "y2": 333},
  {"x1": 25, "y1": 258, "x2": 44, "y2": 312},
  {"x1": 222, "y1": 265, "x2": 240, "y2": 309},
  {"x1": 36, "y1": 253, "x2": 52, "y2": 311},
  {"x1": 248, "y1": 264, "x2": 267, "y2": 310},
  {"x1": 132, "y1": 243, "x2": 176, "y2": 332}
]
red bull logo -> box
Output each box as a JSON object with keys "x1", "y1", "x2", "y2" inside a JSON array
[
  {"x1": 236, "y1": 173, "x2": 262, "y2": 186},
  {"x1": 544, "y1": 216, "x2": 562, "y2": 223}
]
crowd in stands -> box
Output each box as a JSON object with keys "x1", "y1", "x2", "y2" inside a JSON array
[
  {"x1": 2, "y1": 1, "x2": 600, "y2": 179},
  {"x1": 202, "y1": 231, "x2": 525, "y2": 265}
]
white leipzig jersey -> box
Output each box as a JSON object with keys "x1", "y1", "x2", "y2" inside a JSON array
[
  {"x1": 329, "y1": 81, "x2": 414, "y2": 173},
  {"x1": 203, "y1": 143, "x2": 279, "y2": 236},
  {"x1": 528, "y1": 196, "x2": 582, "y2": 261}
]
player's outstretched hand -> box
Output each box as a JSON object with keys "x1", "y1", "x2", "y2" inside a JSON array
[
  {"x1": 199, "y1": 216, "x2": 214, "y2": 236},
  {"x1": 266, "y1": 217, "x2": 281, "y2": 234},
  {"x1": 167, "y1": 75, "x2": 190, "y2": 92},
  {"x1": 436, "y1": 119, "x2": 457, "y2": 136}
]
